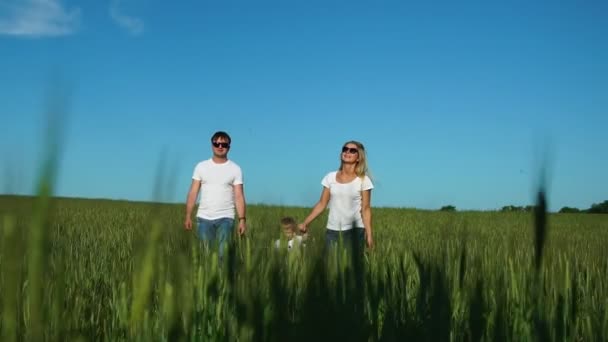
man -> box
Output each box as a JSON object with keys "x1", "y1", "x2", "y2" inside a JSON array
[{"x1": 184, "y1": 131, "x2": 247, "y2": 258}]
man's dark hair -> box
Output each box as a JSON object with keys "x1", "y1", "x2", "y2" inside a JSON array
[{"x1": 211, "y1": 131, "x2": 231, "y2": 144}]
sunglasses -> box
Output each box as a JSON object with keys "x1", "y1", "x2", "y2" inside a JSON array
[
  {"x1": 342, "y1": 146, "x2": 359, "y2": 154},
  {"x1": 212, "y1": 142, "x2": 230, "y2": 148}
]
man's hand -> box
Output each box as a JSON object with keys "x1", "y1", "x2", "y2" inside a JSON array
[
  {"x1": 238, "y1": 221, "x2": 247, "y2": 236},
  {"x1": 184, "y1": 217, "x2": 193, "y2": 231}
]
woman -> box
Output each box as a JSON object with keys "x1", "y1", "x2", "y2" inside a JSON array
[{"x1": 298, "y1": 140, "x2": 374, "y2": 249}]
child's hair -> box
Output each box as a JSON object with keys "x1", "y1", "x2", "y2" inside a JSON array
[{"x1": 280, "y1": 216, "x2": 296, "y2": 226}]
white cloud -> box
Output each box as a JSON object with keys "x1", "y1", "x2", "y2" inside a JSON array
[
  {"x1": 109, "y1": 0, "x2": 143, "y2": 35},
  {"x1": 0, "y1": 0, "x2": 80, "y2": 37}
]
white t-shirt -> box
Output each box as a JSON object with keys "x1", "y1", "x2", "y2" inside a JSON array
[
  {"x1": 322, "y1": 171, "x2": 373, "y2": 231},
  {"x1": 192, "y1": 159, "x2": 243, "y2": 220},
  {"x1": 274, "y1": 235, "x2": 305, "y2": 250}
]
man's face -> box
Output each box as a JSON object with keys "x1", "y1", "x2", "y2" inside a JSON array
[{"x1": 212, "y1": 137, "x2": 230, "y2": 157}]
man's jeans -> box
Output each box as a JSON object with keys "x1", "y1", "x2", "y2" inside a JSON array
[{"x1": 197, "y1": 217, "x2": 234, "y2": 259}]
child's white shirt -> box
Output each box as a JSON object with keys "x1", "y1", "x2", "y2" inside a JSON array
[{"x1": 275, "y1": 235, "x2": 305, "y2": 250}]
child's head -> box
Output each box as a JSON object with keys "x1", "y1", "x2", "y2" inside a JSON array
[{"x1": 280, "y1": 216, "x2": 297, "y2": 239}]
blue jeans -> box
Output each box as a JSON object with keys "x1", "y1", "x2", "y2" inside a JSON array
[
  {"x1": 197, "y1": 217, "x2": 235, "y2": 259},
  {"x1": 325, "y1": 228, "x2": 365, "y2": 250}
]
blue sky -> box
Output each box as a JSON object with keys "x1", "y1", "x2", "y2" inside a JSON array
[{"x1": 1, "y1": 0, "x2": 607, "y2": 211}]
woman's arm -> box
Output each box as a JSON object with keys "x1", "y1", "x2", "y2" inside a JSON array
[
  {"x1": 361, "y1": 189, "x2": 373, "y2": 248},
  {"x1": 299, "y1": 187, "x2": 330, "y2": 232}
]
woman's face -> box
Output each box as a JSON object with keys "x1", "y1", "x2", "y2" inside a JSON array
[{"x1": 341, "y1": 143, "x2": 359, "y2": 163}]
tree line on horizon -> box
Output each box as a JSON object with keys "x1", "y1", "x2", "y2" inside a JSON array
[
  {"x1": 1, "y1": 195, "x2": 606, "y2": 214},
  {"x1": 558, "y1": 200, "x2": 608, "y2": 214},
  {"x1": 438, "y1": 200, "x2": 608, "y2": 214}
]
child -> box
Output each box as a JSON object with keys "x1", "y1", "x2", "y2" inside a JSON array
[{"x1": 275, "y1": 216, "x2": 307, "y2": 250}]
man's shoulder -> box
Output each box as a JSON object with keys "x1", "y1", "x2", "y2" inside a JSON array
[
  {"x1": 193, "y1": 160, "x2": 210, "y2": 174},
  {"x1": 196, "y1": 159, "x2": 212, "y2": 167},
  {"x1": 227, "y1": 160, "x2": 243, "y2": 170}
]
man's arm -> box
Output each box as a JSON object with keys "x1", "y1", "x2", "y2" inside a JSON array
[
  {"x1": 184, "y1": 179, "x2": 201, "y2": 230},
  {"x1": 234, "y1": 183, "x2": 247, "y2": 235}
]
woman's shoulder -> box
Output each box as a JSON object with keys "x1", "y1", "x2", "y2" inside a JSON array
[
  {"x1": 323, "y1": 171, "x2": 339, "y2": 180},
  {"x1": 321, "y1": 171, "x2": 338, "y2": 186},
  {"x1": 360, "y1": 174, "x2": 374, "y2": 189},
  {"x1": 321, "y1": 170, "x2": 337, "y2": 178}
]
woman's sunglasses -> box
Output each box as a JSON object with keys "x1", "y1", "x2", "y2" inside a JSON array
[
  {"x1": 212, "y1": 142, "x2": 230, "y2": 148},
  {"x1": 342, "y1": 146, "x2": 359, "y2": 154}
]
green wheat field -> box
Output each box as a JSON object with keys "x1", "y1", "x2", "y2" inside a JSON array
[{"x1": 1, "y1": 189, "x2": 607, "y2": 341}]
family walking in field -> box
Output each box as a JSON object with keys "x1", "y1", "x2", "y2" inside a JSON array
[{"x1": 183, "y1": 130, "x2": 374, "y2": 257}]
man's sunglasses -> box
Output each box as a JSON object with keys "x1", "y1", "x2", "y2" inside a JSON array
[
  {"x1": 342, "y1": 146, "x2": 359, "y2": 154},
  {"x1": 212, "y1": 142, "x2": 230, "y2": 148}
]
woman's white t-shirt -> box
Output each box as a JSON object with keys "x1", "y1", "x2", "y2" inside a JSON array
[{"x1": 321, "y1": 171, "x2": 373, "y2": 231}]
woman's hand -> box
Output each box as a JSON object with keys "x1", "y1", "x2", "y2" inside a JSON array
[
  {"x1": 298, "y1": 223, "x2": 308, "y2": 233},
  {"x1": 366, "y1": 231, "x2": 374, "y2": 249}
]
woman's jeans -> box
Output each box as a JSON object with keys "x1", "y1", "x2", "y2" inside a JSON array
[{"x1": 325, "y1": 228, "x2": 365, "y2": 250}]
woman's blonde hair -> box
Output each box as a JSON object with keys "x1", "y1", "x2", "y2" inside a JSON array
[{"x1": 339, "y1": 140, "x2": 370, "y2": 179}]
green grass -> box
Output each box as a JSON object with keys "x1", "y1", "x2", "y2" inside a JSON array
[{"x1": 1, "y1": 194, "x2": 607, "y2": 341}]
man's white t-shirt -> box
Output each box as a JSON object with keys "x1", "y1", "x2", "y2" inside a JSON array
[
  {"x1": 192, "y1": 159, "x2": 243, "y2": 220},
  {"x1": 321, "y1": 171, "x2": 373, "y2": 231}
]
